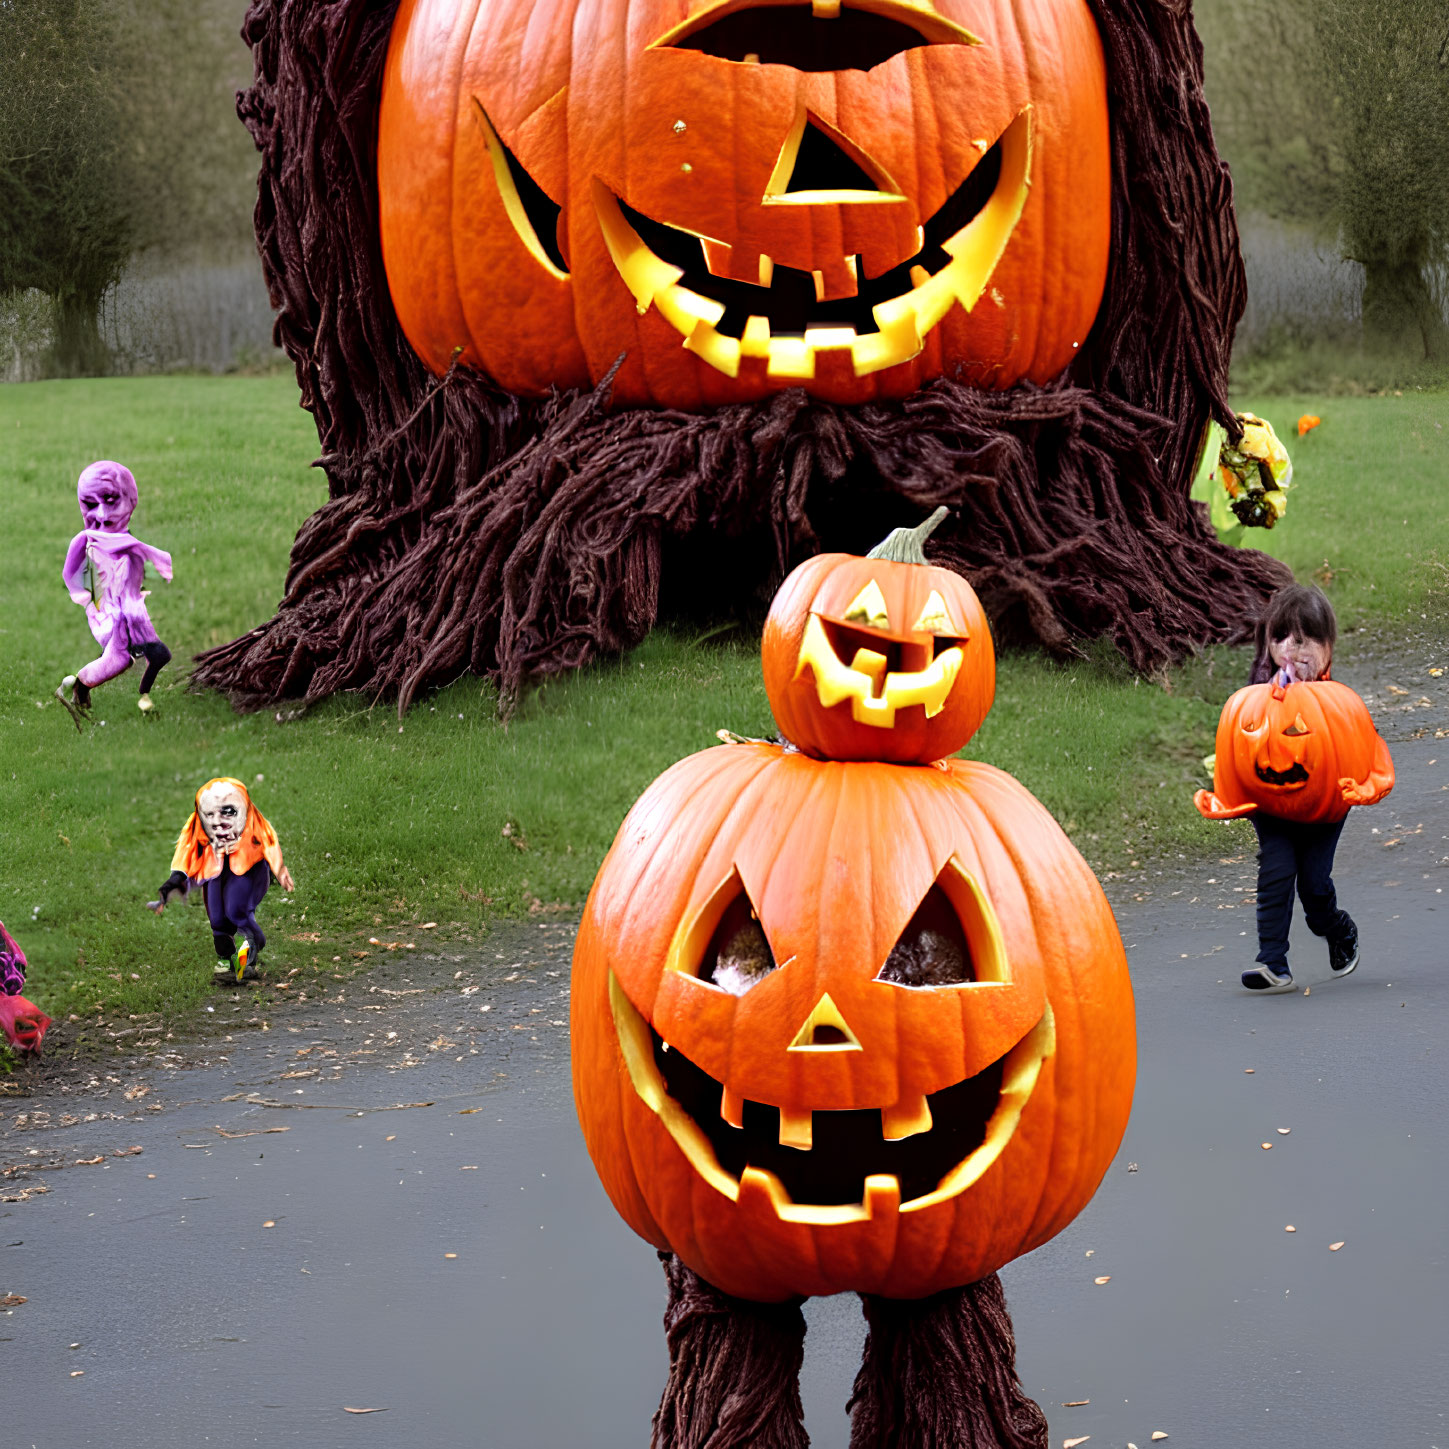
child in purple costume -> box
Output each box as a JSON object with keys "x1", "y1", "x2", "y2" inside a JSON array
[{"x1": 57, "y1": 460, "x2": 173, "y2": 727}]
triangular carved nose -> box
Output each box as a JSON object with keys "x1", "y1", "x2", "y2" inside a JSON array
[
  {"x1": 789, "y1": 992, "x2": 863, "y2": 1051},
  {"x1": 786, "y1": 121, "x2": 881, "y2": 194},
  {"x1": 765, "y1": 111, "x2": 904, "y2": 205}
]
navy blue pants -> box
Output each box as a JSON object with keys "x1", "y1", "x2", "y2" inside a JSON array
[
  {"x1": 203, "y1": 858, "x2": 271, "y2": 959},
  {"x1": 1251, "y1": 813, "x2": 1352, "y2": 973}
]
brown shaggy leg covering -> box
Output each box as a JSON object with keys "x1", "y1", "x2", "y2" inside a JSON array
[
  {"x1": 194, "y1": 0, "x2": 1289, "y2": 713},
  {"x1": 848, "y1": 1277, "x2": 1049, "y2": 1449},
  {"x1": 651, "y1": 1253, "x2": 810, "y2": 1449}
]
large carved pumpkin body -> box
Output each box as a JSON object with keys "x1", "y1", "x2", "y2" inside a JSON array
[
  {"x1": 571, "y1": 742, "x2": 1135, "y2": 1301},
  {"x1": 1201, "y1": 680, "x2": 1392, "y2": 825},
  {"x1": 378, "y1": 0, "x2": 1112, "y2": 408}
]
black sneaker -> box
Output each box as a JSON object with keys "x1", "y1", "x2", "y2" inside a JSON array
[
  {"x1": 1242, "y1": 964, "x2": 1295, "y2": 994},
  {"x1": 1329, "y1": 920, "x2": 1360, "y2": 978}
]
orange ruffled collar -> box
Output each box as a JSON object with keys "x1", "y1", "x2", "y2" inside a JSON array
[{"x1": 170, "y1": 778, "x2": 285, "y2": 883}]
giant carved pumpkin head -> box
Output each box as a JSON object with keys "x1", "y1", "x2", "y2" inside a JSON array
[
  {"x1": 378, "y1": 0, "x2": 1112, "y2": 408},
  {"x1": 1203, "y1": 680, "x2": 1387, "y2": 825},
  {"x1": 571, "y1": 742, "x2": 1135, "y2": 1301},
  {"x1": 762, "y1": 506, "x2": 994, "y2": 762}
]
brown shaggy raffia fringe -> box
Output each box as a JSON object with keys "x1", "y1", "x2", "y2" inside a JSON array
[
  {"x1": 652, "y1": 1253, "x2": 810, "y2": 1449},
  {"x1": 193, "y1": 0, "x2": 1290, "y2": 713},
  {"x1": 848, "y1": 1278, "x2": 1048, "y2": 1449}
]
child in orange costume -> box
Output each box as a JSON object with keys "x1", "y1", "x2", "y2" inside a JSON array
[
  {"x1": 149, "y1": 779, "x2": 295, "y2": 984},
  {"x1": 1197, "y1": 586, "x2": 1392, "y2": 993}
]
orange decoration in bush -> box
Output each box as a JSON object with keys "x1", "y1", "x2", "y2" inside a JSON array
[
  {"x1": 571, "y1": 742, "x2": 1135, "y2": 1301},
  {"x1": 377, "y1": 0, "x2": 1112, "y2": 408},
  {"x1": 1194, "y1": 680, "x2": 1394, "y2": 825},
  {"x1": 762, "y1": 507, "x2": 993, "y2": 763}
]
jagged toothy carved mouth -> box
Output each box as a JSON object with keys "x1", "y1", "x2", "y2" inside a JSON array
[
  {"x1": 797, "y1": 614, "x2": 965, "y2": 727},
  {"x1": 592, "y1": 109, "x2": 1032, "y2": 381},
  {"x1": 608, "y1": 971, "x2": 1055, "y2": 1222},
  {"x1": 1254, "y1": 762, "x2": 1310, "y2": 787}
]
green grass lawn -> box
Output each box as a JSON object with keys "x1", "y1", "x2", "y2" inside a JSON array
[
  {"x1": 0, "y1": 376, "x2": 1444, "y2": 1042},
  {"x1": 1231, "y1": 391, "x2": 1449, "y2": 628}
]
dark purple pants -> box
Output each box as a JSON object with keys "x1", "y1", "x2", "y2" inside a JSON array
[
  {"x1": 203, "y1": 859, "x2": 271, "y2": 959},
  {"x1": 1251, "y1": 813, "x2": 1352, "y2": 972}
]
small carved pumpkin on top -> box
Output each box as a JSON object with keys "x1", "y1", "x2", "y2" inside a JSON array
[
  {"x1": 762, "y1": 507, "x2": 993, "y2": 763},
  {"x1": 1195, "y1": 680, "x2": 1394, "y2": 826},
  {"x1": 376, "y1": 0, "x2": 1112, "y2": 407}
]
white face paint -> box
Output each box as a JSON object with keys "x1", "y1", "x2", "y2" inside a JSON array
[{"x1": 197, "y1": 782, "x2": 249, "y2": 855}]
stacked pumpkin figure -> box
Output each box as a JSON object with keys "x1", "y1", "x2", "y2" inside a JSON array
[{"x1": 572, "y1": 510, "x2": 1136, "y2": 1448}]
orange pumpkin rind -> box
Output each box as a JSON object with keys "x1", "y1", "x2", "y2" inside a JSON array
[{"x1": 572, "y1": 743, "x2": 1135, "y2": 1301}]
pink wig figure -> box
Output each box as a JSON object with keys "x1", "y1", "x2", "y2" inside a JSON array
[
  {"x1": 0, "y1": 920, "x2": 48, "y2": 1058},
  {"x1": 57, "y1": 461, "x2": 174, "y2": 728}
]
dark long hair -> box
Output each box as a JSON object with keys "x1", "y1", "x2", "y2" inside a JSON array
[{"x1": 1248, "y1": 584, "x2": 1338, "y2": 684}]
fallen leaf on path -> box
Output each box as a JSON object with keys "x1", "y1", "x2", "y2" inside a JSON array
[
  {"x1": 1244, "y1": 1068, "x2": 1254, "y2": 1073},
  {"x1": 1277, "y1": 1127, "x2": 1290, "y2": 1135},
  {"x1": 1062, "y1": 1399, "x2": 1090, "y2": 1406},
  {"x1": 1093, "y1": 1276, "x2": 1111, "y2": 1285},
  {"x1": 1285, "y1": 1225, "x2": 1296, "y2": 1232},
  {"x1": 1261, "y1": 1143, "x2": 1272, "y2": 1150},
  {"x1": 262, "y1": 1221, "x2": 276, "y2": 1229},
  {"x1": 213, "y1": 1126, "x2": 290, "y2": 1139},
  {"x1": 0, "y1": 1294, "x2": 26, "y2": 1307},
  {"x1": 1063, "y1": 1437, "x2": 1090, "y2": 1447},
  {"x1": 343, "y1": 1407, "x2": 389, "y2": 1414},
  {"x1": 1329, "y1": 1241, "x2": 1345, "y2": 1251},
  {"x1": 1152, "y1": 1434, "x2": 1169, "y2": 1442},
  {"x1": 70, "y1": 1370, "x2": 84, "y2": 1377}
]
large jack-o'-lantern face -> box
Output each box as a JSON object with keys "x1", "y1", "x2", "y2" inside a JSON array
[
  {"x1": 571, "y1": 744, "x2": 1136, "y2": 1302},
  {"x1": 378, "y1": 0, "x2": 1112, "y2": 408}
]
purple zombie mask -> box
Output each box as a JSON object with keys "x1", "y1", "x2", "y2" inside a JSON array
[{"x1": 77, "y1": 460, "x2": 139, "y2": 533}]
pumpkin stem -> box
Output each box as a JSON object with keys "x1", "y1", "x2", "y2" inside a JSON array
[
  {"x1": 848, "y1": 1275, "x2": 1048, "y2": 1449},
  {"x1": 651, "y1": 1253, "x2": 810, "y2": 1449},
  {"x1": 865, "y1": 506, "x2": 950, "y2": 565}
]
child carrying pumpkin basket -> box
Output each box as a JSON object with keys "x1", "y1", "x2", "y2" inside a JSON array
[{"x1": 1195, "y1": 585, "x2": 1394, "y2": 994}]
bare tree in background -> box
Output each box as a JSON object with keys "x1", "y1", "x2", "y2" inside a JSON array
[
  {"x1": 0, "y1": 0, "x2": 257, "y2": 377},
  {"x1": 1198, "y1": 0, "x2": 1449, "y2": 359},
  {"x1": 1320, "y1": 0, "x2": 1449, "y2": 359},
  {"x1": 0, "y1": 0, "x2": 132, "y2": 376}
]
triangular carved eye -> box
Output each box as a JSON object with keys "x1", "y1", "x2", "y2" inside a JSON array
[
  {"x1": 1283, "y1": 713, "x2": 1311, "y2": 737},
  {"x1": 842, "y1": 580, "x2": 890, "y2": 629},
  {"x1": 472, "y1": 101, "x2": 568, "y2": 279},
  {"x1": 877, "y1": 885, "x2": 973, "y2": 985},
  {"x1": 699, "y1": 892, "x2": 778, "y2": 996},
  {"x1": 911, "y1": 589, "x2": 955, "y2": 635},
  {"x1": 876, "y1": 860, "x2": 1009, "y2": 988}
]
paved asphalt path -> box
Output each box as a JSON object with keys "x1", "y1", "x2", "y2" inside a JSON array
[{"x1": 3, "y1": 662, "x2": 1445, "y2": 1449}]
